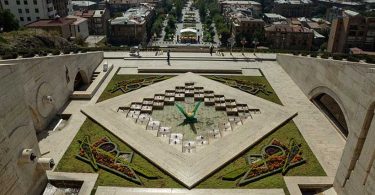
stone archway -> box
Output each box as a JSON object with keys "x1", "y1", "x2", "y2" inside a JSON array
[
  {"x1": 309, "y1": 86, "x2": 349, "y2": 138},
  {"x1": 73, "y1": 70, "x2": 89, "y2": 91}
]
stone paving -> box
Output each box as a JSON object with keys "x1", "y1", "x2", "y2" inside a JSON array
[{"x1": 37, "y1": 52, "x2": 345, "y2": 194}]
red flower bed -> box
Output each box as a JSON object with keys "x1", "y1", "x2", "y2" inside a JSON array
[{"x1": 79, "y1": 147, "x2": 136, "y2": 178}]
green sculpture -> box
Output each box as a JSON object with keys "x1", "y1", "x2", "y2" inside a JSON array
[{"x1": 175, "y1": 101, "x2": 202, "y2": 124}]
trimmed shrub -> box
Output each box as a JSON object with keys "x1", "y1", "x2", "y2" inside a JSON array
[
  {"x1": 39, "y1": 51, "x2": 48, "y2": 56},
  {"x1": 310, "y1": 53, "x2": 317, "y2": 57},
  {"x1": 52, "y1": 50, "x2": 61, "y2": 55},
  {"x1": 347, "y1": 55, "x2": 360, "y2": 62},
  {"x1": 2, "y1": 52, "x2": 18, "y2": 59},
  {"x1": 332, "y1": 55, "x2": 344, "y2": 60},
  {"x1": 22, "y1": 51, "x2": 35, "y2": 58}
]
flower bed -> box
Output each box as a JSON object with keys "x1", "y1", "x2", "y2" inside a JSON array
[
  {"x1": 76, "y1": 136, "x2": 159, "y2": 184},
  {"x1": 221, "y1": 139, "x2": 306, "y2": 186}
]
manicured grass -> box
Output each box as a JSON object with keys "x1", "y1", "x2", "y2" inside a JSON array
[
  {"x1": 97, "y1": 74, "x2": 175, "y2": 103},
  {"x1": 55, "y1": 119, "x2": 184, "y2": 190},
  {"x1": 98, "y1": 74, "x2": 281, "y2": 105},
  {"x1": 204, "y1": 75, "x2": 283, "y2": 105},
  {"x1": 195, "y1": 120, "x2": 326, "y2": 194}
]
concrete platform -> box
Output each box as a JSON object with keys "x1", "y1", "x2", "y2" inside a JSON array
[{"x1": 82, "y1": 73, "x2": 296, "y2": 188}]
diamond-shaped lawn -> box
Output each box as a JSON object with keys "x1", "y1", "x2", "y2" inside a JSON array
[{"x1": 81, "y1": 73, "x2": 297, "y2": 188}]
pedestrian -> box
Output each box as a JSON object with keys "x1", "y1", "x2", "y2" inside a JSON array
[
  {"x1": 167, "y1": 49, "x2": 171, "y2": 65},
  {"x1": 209, "y1": 44, "x2": 213, "y2": 56},
  {"x1": 137, "y1": 43, "x2": 141, "y2": 57}
]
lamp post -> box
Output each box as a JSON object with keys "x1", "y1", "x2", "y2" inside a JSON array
[
  {"x1": 241, "y1": 37, "x2": 247, "y2": 55},
  {"x1": 252, "y1": 38, "x2": 259, "y2": 54}
]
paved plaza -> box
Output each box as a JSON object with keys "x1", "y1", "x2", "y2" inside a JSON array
[{"x1": 37, "y1": 52, "x2": 345, "y2": 194}]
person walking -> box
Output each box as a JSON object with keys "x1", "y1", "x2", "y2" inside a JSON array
[
  {"x1": 209, "y1": 44, "x2": 213, "y2": 56},
  {"x1": 167, "y1": 49, "x2": 171, "y2": 65}
]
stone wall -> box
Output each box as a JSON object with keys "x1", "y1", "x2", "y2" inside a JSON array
[
  {"x1": 277, "y1": 54, "x2": 375, "y2": 195},
  {"x1": 0, "y1": 63, "x2": 47, "y2": 195},
  {"x1": 0, "y1": 52, "x2": 103, "y2": 195},
  {"x1": 0, "y1": 52, "x2": 103, "y2": 132}
]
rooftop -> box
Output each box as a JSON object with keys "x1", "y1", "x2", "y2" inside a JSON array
[
  {"x1": 220, "y1": 0, "x2": 261, "y2": 5},
  {"x1": 75, "y1": 10, "x2": 95, "y2": 17},
  {"x1": 110, "y1": 5, "x2": 153, "y2": 25},
  {"x1": 71, "y1": 1, "x2": 97, "y2": 6},
  {"x1": 26, "y1": 17, "x2": 76, "y2": 27},
  {"x1": 265, "y1": 24, "x2": 313, "y2": 33},
  {"x1": 66, "y1": 15, "x2": 88, "y2": 25},
  {"x1": 264, "y1": 13, "x2": 287, "y2": 20},
  {"x1": 274, "y1": 0, "x2": 312, "y2": 4}
]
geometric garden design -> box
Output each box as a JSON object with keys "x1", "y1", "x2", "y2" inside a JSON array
[{"x1": 82, "y1": 73, "x2": 297, "y2": 188}]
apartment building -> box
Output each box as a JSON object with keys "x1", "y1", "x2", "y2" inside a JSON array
[
  {"x1": 230, "y1": 13, "x2": 265, "y2": 39},
  {"x1": 52, "y1": 0, "x2": 72, "y2": 17},
  {"x1": 67, "y1": 15, "x2": 89, "y2": 39},
  {"x1": 75, "y1": 9, "x2": 110, "y2": 35},
  {"x1": 265, "y1": 24, "x2": 314, "y2": 50},
  {"x1": 272, "y1": 0, "x2": 313, "y2": 18},
  {"x1": 0, "y1": 0, "x2": 72, "y2": 26},
  {"x1": 108, "y1": 0, "x2": 159, "y2": 13},
  {"x1": 327, "y1": 10, "x2": 375, "y2": 53},
  {"x1": 108, "y1": 4, "x2": 155, "y2": 45},
  {"x1": 220, "y1": 0, "x2": 262, "y2": 18}
]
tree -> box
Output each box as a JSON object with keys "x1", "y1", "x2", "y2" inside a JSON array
[{"x1": 0, "y1": 9, "x2": 19, "y2": 32}]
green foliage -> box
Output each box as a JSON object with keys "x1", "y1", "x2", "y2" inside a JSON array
[{"x1": 0, "y1": 9, "x2": 19, "y2": 32}]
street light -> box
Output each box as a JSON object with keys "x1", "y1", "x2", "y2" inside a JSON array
[
  {"x1": 241, "y1": 37, "x2": 247, "y2": 55},
  {"x1": 252, "y1": 38, "x2": 259, "y2": 54}
]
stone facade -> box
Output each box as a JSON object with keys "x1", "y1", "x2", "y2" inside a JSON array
[
  {"x1": 0, "y1": 52, "x2": 103, "y2": 133},
  {"x1": 276, "y1": 54, "x2": 375, "y2": 195},
  {"x1": 0, "y1": 52, "x2": 103, "y2": 195}
]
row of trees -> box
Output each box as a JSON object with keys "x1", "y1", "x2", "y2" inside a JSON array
[
  {"x1": 151, "y1": 0, "x2": 186, "y2": 40},
  {"x1": 0, "y1": 9, "x2": 19, "y2": 32},
  {"x1": 195, "y1": 0, "x2": 230, "y2": 44}
]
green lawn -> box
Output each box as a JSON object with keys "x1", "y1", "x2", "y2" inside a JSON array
[
  {"x1": 56, "y1": 74, "x2": 325, "y2": 194},
  {"x1": 98, "y1": 74, "x2": 282, "y2": 105},
  {"x1": 97, "y1": 74, "x2": 175, "y2": 103},
  {"x1": 204, "y1": 75, "x2": 283, "y2": 105},
  {"x1": 55, "y1": 119, "x2": 184, "y2": 191}
]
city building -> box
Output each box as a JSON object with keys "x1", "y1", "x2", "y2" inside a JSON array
[
  {"x1": 108, "y1": 0, "x2": 158, "y2": 14},
  {"x1": 327, "y1": 10, "x2": 375, "y2": 53},
  {"x1": 317, "y1": 0, "x2": 365, "y2": 10},
  {"x1": 265, "y1": 23, "x2": 314, "y2": 50},
  {"x1": 219, "y1": 0, "x2": 262, "y2": 18},
  {"x1": 52, "y1": 0, "x2": 73, "y2": 17},
  {"x1": 0, "y1": 0, "x2": 56, "y2": 26},
  {"x1": 0, "y1": 0, "x2": 72, "y2": 26},
  {"x1": 108, "y1": 4, "x2": 154, "y2": 45},
  {"x1": 263, "y1": 13, "x2": 287, "y2": 24},
  {"x1": 74, "y1": 8, "x2": 110, "y2": 35},
  {"x1": 230, "y1": 14, "x2": 265, "y2": 40},
  {"x1": 25, "y1": 16, "x2": 89, "y2": 39},
  {"x1": 71, "y1": 0, "x2": 98, "y2": 11},
  {"x1": 272, "y1": 0, "x2": 313, "y2": 18},
  {"x1": 67, "y1": 15, "x2": 89, "y2": 39}
]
